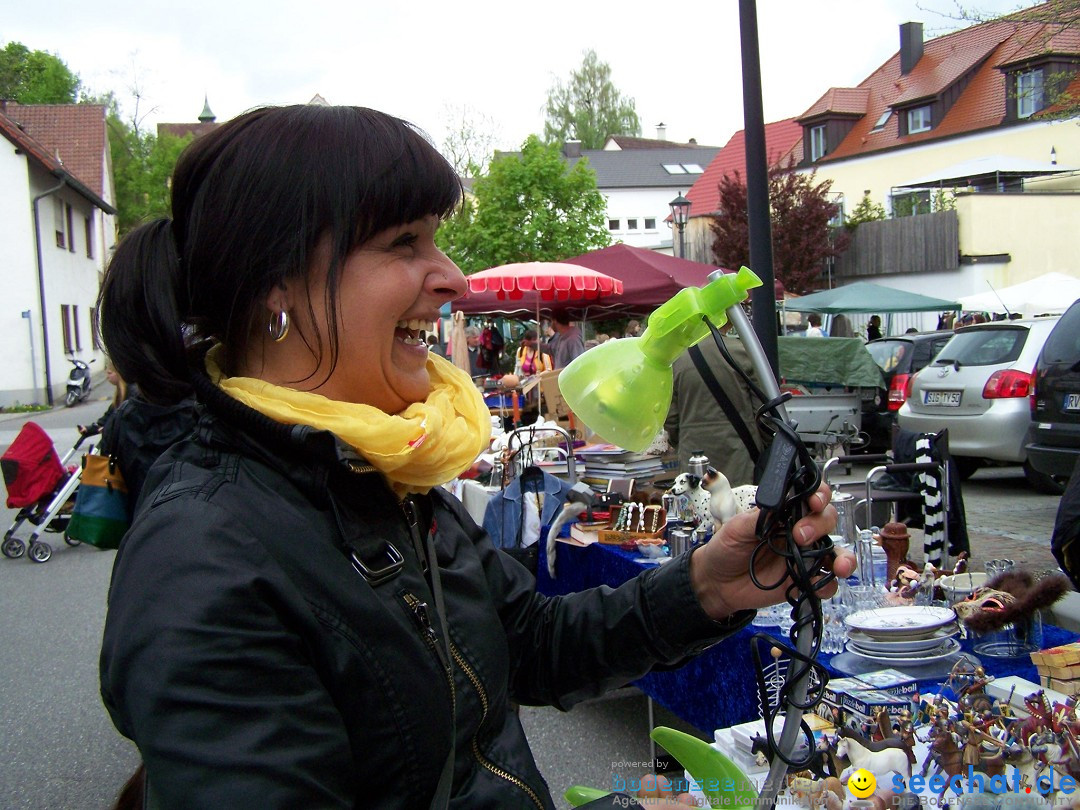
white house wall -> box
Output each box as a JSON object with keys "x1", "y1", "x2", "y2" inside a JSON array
[
  {"x1": 602, "y1": 187, "x2": 678, "y2": 252},
  {"x1": 0, "y1": 147, "x2": 43, "y2": 405}
]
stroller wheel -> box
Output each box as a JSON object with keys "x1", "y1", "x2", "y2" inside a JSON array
[
  {"x1": 2, "y1": 537, "x2": 25, "y2": 558},
  {"x1": 28, "y1": 542, "x2": 52, "y2": 563}
]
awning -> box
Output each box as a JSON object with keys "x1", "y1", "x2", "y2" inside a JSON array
[{"x1": 893, "y1": 155, "x2": 1073, "y2": 189}]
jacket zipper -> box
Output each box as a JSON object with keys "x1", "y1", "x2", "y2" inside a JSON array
[{"x1": 449, "y1": 640, "x2": 545, "y2": 809}]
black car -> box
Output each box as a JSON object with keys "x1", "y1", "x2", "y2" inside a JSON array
[
  {"x1": 1027, "y1": 298, "x2": 1080, "y2": 483},
  {"x1": 862, "y1": 330, "x2": 954, "y2": 451}
]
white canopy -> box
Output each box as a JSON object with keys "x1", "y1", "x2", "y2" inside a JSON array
[
  {"x1": 894, "y1": 156, "x2": 1072, "y2": 189},
  {"x1": 957, "y1": 272, "x2": 1080, "y2": 317}
]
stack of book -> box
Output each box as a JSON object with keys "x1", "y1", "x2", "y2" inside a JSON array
[{"x1": 576, "y1": 443, "x2": 669, "y2": 489}]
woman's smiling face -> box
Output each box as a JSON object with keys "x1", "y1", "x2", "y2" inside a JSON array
[{"x1": 251, "y1": 216, "x2": 467, "y2": 413}]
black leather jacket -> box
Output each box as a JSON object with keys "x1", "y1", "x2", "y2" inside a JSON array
[{"x1": 100, "y1": 385, "x2": 751, "y2": 808}]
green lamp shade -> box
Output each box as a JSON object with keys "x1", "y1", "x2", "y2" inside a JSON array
[
  {"x1": 557, "y1": 339, "x2": 672, "y2": 452},
  {"x1": 558, "y1": 266, "x2": 762, "y2": 452}
]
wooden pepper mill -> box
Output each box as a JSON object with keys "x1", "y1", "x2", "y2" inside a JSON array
[{"x1": 878, "y1": 522, "x2": 910, "y2": 586}]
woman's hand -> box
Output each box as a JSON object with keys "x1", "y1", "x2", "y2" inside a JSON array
[{"x1": 688, "y1": 482, "x2": 856, "y2": 621}]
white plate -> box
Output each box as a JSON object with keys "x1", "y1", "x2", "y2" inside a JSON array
[
  {"x1": 845, "y1": 637, "x2": 962, "y2": 666},
  {"x1": 844, "y1": 605, "x2": 956, "y2": 636},
  {"x1": 846, "y1": 625, "x2": 959, "y2": 652}
]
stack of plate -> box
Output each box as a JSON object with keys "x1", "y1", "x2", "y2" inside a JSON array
[{"x1": 844, "y1": 605, "x2": 961, "y2": 666}]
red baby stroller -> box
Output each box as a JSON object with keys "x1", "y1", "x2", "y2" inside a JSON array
[{"x1": 1, "y1": 422, "x2": 89, "y2": 563}]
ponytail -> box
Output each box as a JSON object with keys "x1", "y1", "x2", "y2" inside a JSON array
[{"x1": 97, "y1": 219, "x2": 193, "y2": 404}]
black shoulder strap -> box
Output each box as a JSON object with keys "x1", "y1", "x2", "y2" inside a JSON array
[{"x1": 688, "y1": 344, "x2": 760, "y2": 463}]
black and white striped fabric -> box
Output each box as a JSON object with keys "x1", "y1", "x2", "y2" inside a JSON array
[{"x1": 918, "y1": 433, "x2": 946, "y2": 566}]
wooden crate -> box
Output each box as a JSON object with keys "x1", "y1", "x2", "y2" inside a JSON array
[
  {"x1": 1031, "y1": 642, "x2": 1080, "y2": 667},
  {"x1": 596, "y1": 505, "x2": 667, "y2": 544}
]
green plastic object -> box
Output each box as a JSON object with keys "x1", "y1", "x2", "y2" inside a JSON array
[
  {"x1": 563, "y1": 726, "x2": 757, "y2": 807},
  {"x1": 559, "y1": 267, "x2": 762, "y2": 451}
]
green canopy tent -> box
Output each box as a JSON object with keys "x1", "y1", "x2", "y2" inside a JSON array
[{"x1": 782, "y1": 282, "x2": 961, "y2": 314}]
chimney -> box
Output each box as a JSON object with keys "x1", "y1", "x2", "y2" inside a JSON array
[
  {"x1": 900, "y1": 22, "x2": 924, "y2": 75},
  {"x1": 656, "y1": 122, "x2": 667, "y2": 141},
  {"x1": 562, "y1": 140, "x2": 582, "y2": 158}
]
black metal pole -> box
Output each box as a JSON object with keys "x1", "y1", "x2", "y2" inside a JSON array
[{"x1": 739, "y1": 0, "x2": 779, "y2": 379}]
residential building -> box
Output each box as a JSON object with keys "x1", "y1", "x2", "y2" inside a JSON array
[
  {"x1": 0, "y1": 102, "x2": 117, "y2": 407},
  {"x1": 685, "y1": 2, "x2": 1080, "y2": 331},
  {"x1": 559, "y1": 126, "x2": 720, "y2": 253},
  {"x1": 793, "y1": 5, "x2": 1080, "y2": 329}
]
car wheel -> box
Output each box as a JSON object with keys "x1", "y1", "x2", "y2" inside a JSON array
[
  {"x1": 955, "y1": 457, "x2": 981, "y2": 480},
  {"x1": 1024, "y1": 461, "x2": 1067, "y2": 495}
]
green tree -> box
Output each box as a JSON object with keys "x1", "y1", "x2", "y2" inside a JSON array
[
  {"x1": 0, "y1": 41, "x2": 81, "y2": 103},
  {"x1": 436, "y1": 135, "x2": 611, "y2": 273},
  {"x1": 91, "y1": 88, "x2": 191, "y2": 235},
  {"x1": 710, "y1": 164, "x2": 848, "y2": 295},
  {"x1": 844, "y1": 191, "x2": 887, "y2": 231},
  {"x1": 543, "y1": 50, "x2": 640, "y2": 149}
]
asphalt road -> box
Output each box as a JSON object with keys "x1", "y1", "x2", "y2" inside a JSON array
[{"x1": 0, "y1": 393, "x2": 1066, "y2": 808}]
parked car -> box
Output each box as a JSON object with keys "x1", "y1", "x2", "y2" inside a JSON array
[
  {"x1": 897, "y1": 316, "x2": 1063, "y2": 493},
  {"x1": 862, "y1": 330, "x2": 954, "y2": 451},
  {"x1": 1026, "y1": 298, "x2": 1080, "y2": 484}
]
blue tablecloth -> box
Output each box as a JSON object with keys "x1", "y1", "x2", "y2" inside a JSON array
[{"x1": 537, "y1": 540, "x2": 1077, "y2": 734}]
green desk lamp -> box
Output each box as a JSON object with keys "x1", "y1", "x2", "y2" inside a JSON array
[{"x1": 558, "y1": 266, "x2": 762, "y2": 452}]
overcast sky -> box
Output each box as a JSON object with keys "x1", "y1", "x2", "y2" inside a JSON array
[{"x1": 6, "y1": 0, "x2": 1030, "y2": 152}]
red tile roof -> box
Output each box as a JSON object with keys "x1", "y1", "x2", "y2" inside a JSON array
[
  {"x1": 798, "y1": 88, "x2": 871, "y2": 121},
  {"x1": 2, "y1": 103, "x2": 109, "y2": 198},
  {"x1": 684, "y1": 118, "x2": 803, "y2": 217},
  {"x1": 0, "y1": 105, "x2": 113, "y2": 212},
  {"x1": 811, "y1": 6, "x2": 1080, "y2": 164}
]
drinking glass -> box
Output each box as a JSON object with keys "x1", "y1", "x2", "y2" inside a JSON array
[{"x1": 985, "y1": 559, "x2": 1015, "y2": 580}]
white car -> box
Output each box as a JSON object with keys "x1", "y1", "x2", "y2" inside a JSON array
[{"x1": 897, "y1": 316, "x2": 1062, "y2": 492}]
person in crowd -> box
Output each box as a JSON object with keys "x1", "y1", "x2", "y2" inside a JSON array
[
  {"x1": 938, "y1": 311, "x2": 955, "y2": 330},
  {"x1": 550, "y1": 310, "x2": 585, "y2": 368},
  {"x1": 665, "y1": 330, "x2": 766, "y2": 488},
  {"x1": 804, "y1": 313, "x2": 826, "y2": 338},
  {"x1": 77, "y1": 359, "x2": 130, "y2": 439},
  {"x1": 624, "y1": 320, "x2": 642, "y2": 339},
  {"x1": 513, "y1": 329, "x2": 553, "y2": 378},
  {"x1": 867, "y1": 314, "x2": 883, "y2": 341},
  {"x1": 464, "y1": 324, "x2": 483, "y2": 377},
  {"x1": 95, "y1": 104, "x2": 848, "y2": 809},
  {"x1": 425, "y1": 332, "x2": 445, "y2": 357},
  {"x1": 829, "y1": 313, "x2": 854, "y2": 338}
]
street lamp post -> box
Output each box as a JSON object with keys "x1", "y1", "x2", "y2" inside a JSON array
[{"x1": 669, "y1": 192, "x2": 691, "y2": 259}]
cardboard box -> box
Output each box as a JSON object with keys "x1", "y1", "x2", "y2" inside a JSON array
[
  {"x1": 843, "y1": 689, "x2": 911, "y2": 731},
  {"x1": 855, "y1": 669, "x2": 920, "y2": 701},
  {"x1": 1030, "y1": 642, "x2": 1080, "y2": 667},
  {"x1": 1036, "y1": 663, "x2": 1080, "y2": 679},
  {"x1": 536, "y1": 370, "x2": 575, "y2": 434},
  {"x1": 819, "y1": 676, "x2": 867, "y2": 725}
]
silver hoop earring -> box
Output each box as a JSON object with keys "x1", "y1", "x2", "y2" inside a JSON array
[{"x1": 269, "y1": 310, "x2": 289, "y2": 342}]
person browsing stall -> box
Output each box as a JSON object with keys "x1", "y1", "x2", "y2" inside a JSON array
[
  {"x1": 550, "y1": 310, "x2": 585, "y2": 368},
  {"x1": 96, "y1": 104, "x2": 850, "y2": 810},
  {"x1": 464, "y1": 324, "x2": 483, "y2": 377},
  {"x1": 513, "y1": 329, "x2": 552, "y2": 378}
]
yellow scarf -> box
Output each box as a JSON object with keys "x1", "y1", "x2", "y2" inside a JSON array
[{"x1": 206, "y1": 346, "x2": 490, "y2": 496}]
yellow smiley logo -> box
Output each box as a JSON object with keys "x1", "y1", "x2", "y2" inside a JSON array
[{"x1": 848, "y1": 768, "x2": 877, "y2": 799}]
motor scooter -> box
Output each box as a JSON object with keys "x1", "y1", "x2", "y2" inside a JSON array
[{"x1": 64, "y1": 356, "x2": 95, "y2": 407}]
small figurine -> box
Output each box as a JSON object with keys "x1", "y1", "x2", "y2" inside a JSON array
[{"x1": 878, "y1": 522, "x2": 910, "y2": 584}]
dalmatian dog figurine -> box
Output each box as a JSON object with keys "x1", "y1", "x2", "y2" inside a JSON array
[{"x1": 666, "y1": 472, "x2": 712, "y2": 527}]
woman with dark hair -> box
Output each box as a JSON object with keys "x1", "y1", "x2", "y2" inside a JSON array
[{"x1": 97, "y1": 104, "x2": 848, "y2": 809}]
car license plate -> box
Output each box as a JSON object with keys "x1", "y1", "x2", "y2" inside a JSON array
[
  {"x1": 1065, "y1": 393, "x2": 1080, "y2": 411},
  {"x1": 924, "y1": 390, "x2": 961, "y2": 407}
]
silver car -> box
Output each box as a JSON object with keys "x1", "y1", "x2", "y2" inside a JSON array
[{"x1": 897, "y1": 316, "x2": 1062, "y2": 491}]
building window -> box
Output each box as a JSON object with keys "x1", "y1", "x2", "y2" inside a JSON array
[
  {"x1": 1017, "y1": 68, "x2": 1045, "y2": 119},
  {"x1": 662, "y1": 164, "x2": 687, "y2": 174},
  {"x1": 73, "y1": 305, "x2": 82, "y2": 351},
  {"x1": 891, "y1": 190, "x2": 931, "y2": 217},
  {"x1": 608, "y1": 219, "x2": 621, "y2": 231},
  {"x1": 907, "y1": 106, "x2": 931, "y2": 134},
  {"x1": 626, "y1": 218, "x2": 639, "y2": 231},
  {"x1": 84, "y1": 215, "x2": 94, "y2": 259},
  {"x1": 644, "y1": 217, "x2": 657, "y2": 230},
  {"x1": 810, "y1": 125, "x2": 826, "y2": 161},
  {"x1": 871, "y1": 110, "x2": 891, "y2": 131},
  {"x1": 54, "y1": 199, "x2": 66, "y2": 249},
  {"x1": 66, "y1": 204, "x2": 75, "y2": 253},
  {"x1": 61, "y1": 305, "x2": 74, "y2": 353}
]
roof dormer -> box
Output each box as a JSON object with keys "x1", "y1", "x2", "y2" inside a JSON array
[{"x1": 796, "y1": 88, "x2": 868, "y2": 165}]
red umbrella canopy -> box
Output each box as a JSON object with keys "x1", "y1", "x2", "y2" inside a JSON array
[{"x1": 466, "y1": 262, "x2": 623, "y2": 301}]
